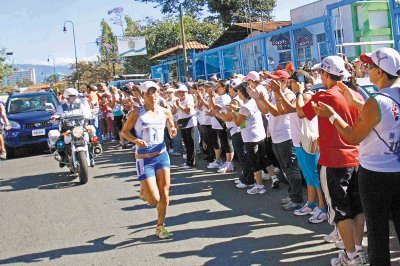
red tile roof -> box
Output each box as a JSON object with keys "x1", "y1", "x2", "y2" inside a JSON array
[{"x1": 150, "y1": 41, "x2": 209, "y2": 61}]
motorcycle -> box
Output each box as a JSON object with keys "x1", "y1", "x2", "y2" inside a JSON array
[{"x1": 48, "y1": 114, "x2": 102, "y2": 184}]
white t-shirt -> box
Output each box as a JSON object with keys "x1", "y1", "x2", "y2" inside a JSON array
[
  {"x1": 202, "y1": 95, "x2": 212, "y2": 126},
  {"x1": 239, "y1": 99, "x2": 266, "y2": 143},
  {"x1": 211, "y1": 94, "x2": 231, "y2": 130},
  {"x1": 176, "y1": 94, "x2": 197, "y2": 128},
  {"x1": 226, "y1": 95, "x2": 242, "y2": 136},
  {"x1": 268, "y1": 89, "x2": 292, "y2": 144}
]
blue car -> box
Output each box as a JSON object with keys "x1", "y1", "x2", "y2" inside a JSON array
[{"x1": 4, "y1": 91, "x2": 60, "y2": 157}]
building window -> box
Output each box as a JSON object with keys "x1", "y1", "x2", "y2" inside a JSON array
[
  {"x1": 279, "y1": 51, "x2": 291, "y2": 63},
  {"x1": 297, "y1": 46, "x2": 311, "y2": 66}
]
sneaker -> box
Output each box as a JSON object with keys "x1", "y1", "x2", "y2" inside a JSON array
[
  {"x1": 294, "y1": 204, "x2": 315, "y2": 216},
  {"x1": 217, "y1": 162, "x2": 234, "y2": 173},
  {"x1": 271, "y1": 175, "x2": 279, "y2": 189},
  {"x1": 308, "y1": 208, "x2": 327, "y2": 224},
  {"x1": 357, "y1": 250, "x2": 367, "y2": 265},
  {"x1": 335, "y1": 240, "x2": 345, "y2": 250},
  {"x1": 182, "y1": 153, "x2": 187, "y2": 160},
  {"x1": 0, "y1": 152, "x2": 7, "y2": 160},
  {"x1": 236, "y1": 181, "x2": 254, "y2": 189},
  {"x1": 155, "y1": 225, "x2": 171, "y2": 239},
  {"x1": 281, "y1": 196, "x2": 291, "y2": 205},
  {"x1": 282, "y1": 200, "x2": 303, "y2": 211},
  {"x1": 262, "y1": 171, "x2": 270, "y2": 180},
  {"x1": 246, "y1": 184, "x2": 267, "y2": 195},
  {"x1": 179, "y1": 163, "x2": 194, "y2": 169},
  {"x1": 330, "y1": 251, "x2": 362, "y2": 266},
  {"x1": 207, "y1": 160, "x2": 223, "y2": 169},
  {"x1": 324, "y1": 227, "x2": 341, "y2": 243},
  {"x1": 234, "y1": 178, "x2": 241, "y2": 184}
]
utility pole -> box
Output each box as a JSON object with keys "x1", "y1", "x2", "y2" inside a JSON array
[{"x1": 179, "y1": 0, "x2": 188, "y2": 82}]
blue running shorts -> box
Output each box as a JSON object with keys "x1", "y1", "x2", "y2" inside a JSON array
[{"x1": 136, "y1": 151, "x2": 170, "y2": 181}]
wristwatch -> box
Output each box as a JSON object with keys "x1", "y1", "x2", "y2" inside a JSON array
[
  {"x1": 296, "y1": 92, "x2": 303, "y2": 97},
  {"x1": 329, "y1": 114, "x2": 338, "y2": 124}
]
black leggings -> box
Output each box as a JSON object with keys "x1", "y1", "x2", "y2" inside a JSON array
[
  {"x1": 358, "y1": 166, "x2": 400, "y2": 266},
  {"x1": 180, "y1": 126, "x2": 195, "y2": 166},
  {"x1": 244, "y1": 139, "x2": 268, "y2": 173},
  {"x1": 209, "y1": 128, "x2": 233, "y2": 153}
]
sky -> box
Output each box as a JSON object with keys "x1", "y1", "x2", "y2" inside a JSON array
[{"x1": 0, "y1": 0, "x2": 319, "y2": 66}]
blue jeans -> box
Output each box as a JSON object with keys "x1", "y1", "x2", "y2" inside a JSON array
[
  {"x1": 272, "y1": 140, "x2": 303, "y2": 204},
  {"x1": 172, "y1": 127, "x2": 183, "y2": 153}
]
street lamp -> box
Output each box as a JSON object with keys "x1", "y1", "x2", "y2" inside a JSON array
[
  {"x1": 178, "y1": 0, "x2": 188, "y2": 82},
  {"x1": 63, "y1": 20, "x2": 79, "y2": 89},
  {"x1": 47, "y1": 55, "x2": 57, "y2": 83}
]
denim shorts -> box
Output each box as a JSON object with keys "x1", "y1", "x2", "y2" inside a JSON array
[{"x1": 136, "y1": 151, "x2": 170, "y2": 181}]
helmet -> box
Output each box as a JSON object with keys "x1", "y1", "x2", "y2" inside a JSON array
[{"x1": 63, "y1": 88, "x2": 79, "y2": 99}]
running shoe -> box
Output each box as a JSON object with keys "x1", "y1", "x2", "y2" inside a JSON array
[
  {"x1": 217, "y1": 162, "x2": 234, "y2": 173},
  {"x1": 246, "y1": 184, "x2": 267, "y2": 195},
  {"x1": 156, "y1": 225, "x2": 171, "y2": 239},
  {"x1": 324, "y1": 227, "x2": 341, "y2": 243},
  {"x1": 179, "y1": 163, "x2": 194, "y2": 169},
  {"x1": 294, "y1": 203, "x2": 315, "y2": 216},
  {"x1": 234, "y1": 178, "x2": 241, "y2": 184},
  {"x1": 308, "y1": 208, "x2": 327, "y2": 224},
  {"x1": 207, "y1": 160, "x2": 223, "y2": 169},
  {"x1": 357, "y1": 250, "x2": 368, "y2": 265},
  {"x1": 330, "y1": 251, "x2": 362, "y2": 266},
  {"x1": 0, "y1": 152, "x2": 7, "y2": 160},
  {"x1": 281, "y1": 196, "x2": 291, "y2": 205},
  {"x1": 236, "y1": 181, "x2": 254, "y2": 189},
  {"x1": 282, "y1": 200, "x2": 303, "y2": 211}
]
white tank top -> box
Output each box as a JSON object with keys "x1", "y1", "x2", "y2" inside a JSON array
[
  {"x1": 359, "y1": 87, "x2": 400, "y2": 172},
  {"x1": 268, "y1": 90, "x2": 292, "y2": 144},
  {"x1": 239, "y1": 99, "x2": 266, "y2": 143},
  {"x1": 226, "y1": 95, "x2": 242, "y2": 136},
  {"x1": 134, "y1": 106, "x2": 166, "y2": 154}
]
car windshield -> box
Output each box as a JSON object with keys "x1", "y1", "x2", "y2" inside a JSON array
[{"x1": 8, "y1": 94, "x2": 58, "y2": 114}]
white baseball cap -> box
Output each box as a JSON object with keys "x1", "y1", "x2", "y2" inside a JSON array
[
  {"x1": 360, "y1": 47, "x2": 400, "y2": 77},
  {"x1": 139, "y1": 81, "x2": 160, "y2": 93},
  {"x1": 229, "y1": 78, "x2": 243, "y2": 89},
  {"x1": 313, "y1": 56, "x2": 350, "y2": 77},
  {"x1": 176, "y1": 84, "x2": 188, "y2": 92}
]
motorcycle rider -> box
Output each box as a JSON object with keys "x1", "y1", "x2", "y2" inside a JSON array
[{"x1": 51, "y1": 88, "x2": 94, "y2": 167}]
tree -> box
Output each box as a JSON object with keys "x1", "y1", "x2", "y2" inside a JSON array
[
  {"x1": 133, "y1": 0, "x2": 276, "y2": 27},
  {"x1": 0, "y1": 48, "x2": 14, "y2": 85},
  {"x1": 16, "y1": 79, "x2": 34, "y2": 88},
  {"x1": 122, "y1": 15, "x2": 222, "y2": 74},
  {"x1": 67, "y1": 60, "x2": 123, "y2": 87}
]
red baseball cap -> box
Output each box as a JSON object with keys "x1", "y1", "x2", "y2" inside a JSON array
[{"x1": 267, "y1": 70, "x2": 290, "y2": 80}]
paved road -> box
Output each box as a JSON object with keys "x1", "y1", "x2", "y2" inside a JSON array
[{"x1": 0, "y1": 144, "x2": 399, "y2": 265}]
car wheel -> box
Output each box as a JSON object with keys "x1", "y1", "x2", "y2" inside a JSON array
[{"x1": 6, "y1": 147, "x2": 15, "y2": 159}]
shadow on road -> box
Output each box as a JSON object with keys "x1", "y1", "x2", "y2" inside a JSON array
[{"x1": 0, "y1": 172, "x2": 82, "y2": 192}]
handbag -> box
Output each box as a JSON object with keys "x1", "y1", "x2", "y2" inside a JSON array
[
  {"x1": 300, "y1": 117, "x2": 319, "y2": 154},
  {"x1": 177, "y1": 116, "x2": 193, "y2": 129}
]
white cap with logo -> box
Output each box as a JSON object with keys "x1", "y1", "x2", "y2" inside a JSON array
[
  {"x1": 139, "y1": 81, "x2": 160, "y2": 93},
  {"x1": 360, "y1": 47, "x2": 400, "y2": 77},
  {"x1": 313, "y1": 56, "x2": 350, "y2": 77},
  {"x1": 229, "y1": 78, "x2": 243, "y2": 89}
]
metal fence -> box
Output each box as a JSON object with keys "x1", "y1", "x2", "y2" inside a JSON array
[{"x1": 152, "y1": 0, "x2": 398, "y2": 83}]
